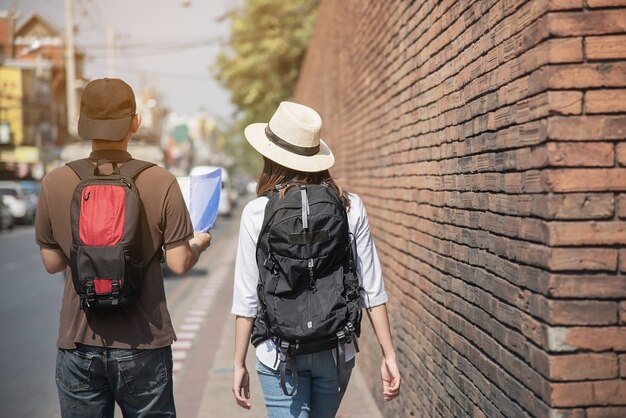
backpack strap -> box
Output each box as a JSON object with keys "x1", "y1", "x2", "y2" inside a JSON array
[
  {"x1": 118, "y1": 159, "x2": 155, "y2": 179},
  {"x1": 66, "y1": 159, "x2": 98, "y2": 180},
  {"x1": 277, "y1": 340, "x2": 299, "y2": 396},
  {"x1": 66, "y1": 158, "x2": 155, "y2": 180}
]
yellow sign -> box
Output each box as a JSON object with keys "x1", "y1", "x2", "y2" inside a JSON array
[{"x1": 0, "y1": 146, "x2": 39, "y2": 163}]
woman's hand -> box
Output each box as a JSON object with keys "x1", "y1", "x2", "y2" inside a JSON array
[
  {"x1": 233, "y1": 365, "x2": 251, "y2": 409},
  {"x1": 380, "y1": 357, "x2": 401, "y2": 402}
]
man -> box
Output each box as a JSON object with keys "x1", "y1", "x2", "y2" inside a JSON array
[{"x1": 35, "y1": 78, "x2": 212, "y2": 417}]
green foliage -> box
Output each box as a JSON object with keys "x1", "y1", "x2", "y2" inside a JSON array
[{"x1": 214, "y1": 0, "x2": 319, "y2": 175}]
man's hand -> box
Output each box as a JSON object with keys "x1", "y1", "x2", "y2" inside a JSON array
[
  {"x1": 233, "y1": 365, "x2": 251, "y2": 409},
  {"x1": 190, "y1": 231, "x2": 212, "y2": 253},
  {"x1": 165, "y1": 231, "x2": 212, "y2": 275}
]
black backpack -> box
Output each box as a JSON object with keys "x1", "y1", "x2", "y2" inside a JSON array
[
  {"x1": 66, "y1": 158, "x2": 154, "y2": 310},
  {"x1": 253, "y1": 183, "x2": 362, "y2": 395}
]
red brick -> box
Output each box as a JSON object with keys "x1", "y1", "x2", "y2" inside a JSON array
[
  {"x1": 548, "y1": 0, "x2": 583, "y2": 9},
  {"x1": 547, "y1": 274, "x2": 626, "y2": 298},
  {"x1": 548, "y1": 63, "x2": 626, "y2": 89},
  {"x1": 621, "y1": 249, "x2": 626, "y2": 273},
  {"x1": 548, "y1": 248, "x2": 618, "y2": 271},
  {"x1": 548, "y1": 10, "x2": 626, "y2": 36},
  {"x1": 621, "y1": 303, "x2": 626, "y2": 325},
  {"x1": 587, "y1": 407, "x2": 626, "y2": 418},
  {"x1": 543, "y1": 169, "x2": 626, "y2": 192},
  {"x1": 549, "y1": 353, "x2": 618, "y2": 381},
  {"x1": 588, "y1": 0, "x2": 626, "y2": 6},
  {"x1": 586, "y1": 90, "x2": 626, "y2": 114},
  {"x1": 619, "y1": 354, "x2": 626, "y2": 376},
  {"x1": 551, "y1": 380, "x2": 626, "y2": 407},
  {"x1": 549, "y1": 37, "x2": 584, "y2": 63},
  {"x1": 548, "y1": 222, "x2": 626, "y2": 245},
  {"x1": 617, "y1": 195, "x2": 626, "y2": 218},
  {"x1": 546, "y1": 142, "x2": 613, "y2": 167},
  {"x1": 548, "y1": 327, "x2": 626, "y2": 351},
  {"x1": 541, "y1": 299, "x2": 618, "y2": 325},
  {"x1": 548, "y1": 91, "x2": 582, "y2": 115},
  {"x1": 548, "y1": 116, "x2": 626, "y2": 141},
  {"x1": 618, "y1": 144, "x2": 626, "y2": 167},
  {"x1": 586, "y1": 35, "x2": 626, "y2": 60},
  {"x1": 534, "y1": 193, "x2": 614, "y2": 220}
]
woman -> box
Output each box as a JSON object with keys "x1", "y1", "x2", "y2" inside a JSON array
[{"x1": 231, "y1": 101, "x2": 401, "y2": 417}]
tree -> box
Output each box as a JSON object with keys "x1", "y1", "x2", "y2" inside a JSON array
[{"x1": 214, "y1": 0, "x2": 319, "y2": 174}]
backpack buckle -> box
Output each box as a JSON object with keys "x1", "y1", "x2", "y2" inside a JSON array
[
  {"x1": 264, "y1": 254, "x2": 279, "y2": 275},
  {"x1": 111, "y1": 280, "x2": 120, "y2": 306}
]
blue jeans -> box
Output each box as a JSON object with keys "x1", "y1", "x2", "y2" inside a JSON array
[
  {"x1": 256, "y1": 350, "x2": 354, "y2": 418},
  {"x1": 56, "y1": 344, "x2": 175, "y2": 418}
]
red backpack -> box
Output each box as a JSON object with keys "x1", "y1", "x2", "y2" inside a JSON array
[{"x1": 66, "y1": 159, "x2": 154, "y2": 310}]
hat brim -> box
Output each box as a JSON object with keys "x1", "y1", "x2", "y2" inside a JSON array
[
  {"x1": 78, "y1": 113, "x2": 133, "y2": 141},
  {"x1": 244, "y1": 123, "x2": 334, "y2": 172}
]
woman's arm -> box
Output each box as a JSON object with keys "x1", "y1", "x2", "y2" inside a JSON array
[
  {"x1": 233, "y1": 315, "x2": 255, "y2": 409},
  {"x1": 366, "y1": 304, "x2": 401, "y2": 401}
]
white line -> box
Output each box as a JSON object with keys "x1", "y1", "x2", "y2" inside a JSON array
[
  {"x1": 176, "y1": 332, "x2": 197, "y2": 340},
  {"x1": 188, "y1": 310, "x2": 208, "y2": 317},
  {"x1": 172, "y1": 340, "x2": 192, "y2": 350},
  {"x1": 180, "y1": 323, "x2": 201, "y2": 331},
  {"x1": 172, "y1": 350, "x2": 188, "y2": 360},
  {"x1": 184, "y1": 316, "x2": 204, "y2": 323}
]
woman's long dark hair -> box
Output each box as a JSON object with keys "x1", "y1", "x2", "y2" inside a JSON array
[{"x1": 256, "y1": 157, "x2": 350, "y2": 211}]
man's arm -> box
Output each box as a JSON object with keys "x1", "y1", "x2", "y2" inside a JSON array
[
  {"x1": 165, "y1": 232, "x2": 212, "y2": 275},
  {"x1": 40, "y1": 247, "x2": 68, "y2": 274}
]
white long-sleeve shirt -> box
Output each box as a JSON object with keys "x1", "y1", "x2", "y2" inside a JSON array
[{"x1": 231, "y1": 192, "x2": 388, "y2": 368}]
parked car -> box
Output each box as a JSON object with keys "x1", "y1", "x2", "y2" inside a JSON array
[
  {"x1": 0, "y1": 181, "x2": 36, "y2": 224},
  {"x1": 0, "y1": 198, "x2": 14, "y2": 231},
  {"x1": 19, "y1": 180, "x2": 41, "y2": 209},
  {"x1": 189, "y1": 165, "x2": 235, "y2": 217}
]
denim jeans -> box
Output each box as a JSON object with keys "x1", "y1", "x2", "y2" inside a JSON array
[
  {"x1": 56, "y1": 344, "x2": 175, "y2": 418},
  {"x1": 256, "y1": 349, "x2": 354, "y2": 418}
]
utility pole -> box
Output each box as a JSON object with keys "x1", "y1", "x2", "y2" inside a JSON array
[{"x1": 64, "y1": 0, "x2": 77, "y2": 136}]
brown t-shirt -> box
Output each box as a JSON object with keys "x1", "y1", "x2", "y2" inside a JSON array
[{"x1": 35, "y1": 150, "x2": 194, "y2": 349}]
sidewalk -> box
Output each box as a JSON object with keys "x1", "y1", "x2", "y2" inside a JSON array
[
  {"x1": 195, "y1": 298, "x2": 384, "y2": 418},
  {"x1": 185, "y1": 233, "x2": 384, "y2": 417}
]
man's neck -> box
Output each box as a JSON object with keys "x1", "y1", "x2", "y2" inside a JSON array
[{"x1": 91, "y1": 139, "x2": 129, "y2": 152}]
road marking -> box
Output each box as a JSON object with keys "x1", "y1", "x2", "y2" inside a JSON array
[
  {"x1": 170, "y1": 235, "x2": 237, "y2": 377},
  {"x1": 172, "y1": 340, "x2": 192, "y2": 350},
  {"x1": 177, "y1": 332, "x2": 197, "y2": 340},
  {"x1": 180, "y1": 323, "x2": 201, "y2": 331}
]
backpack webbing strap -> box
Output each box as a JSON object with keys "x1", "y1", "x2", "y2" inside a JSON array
[
  {"x1": 336, "y1": 323, "x2": 358, "y2": 393},
  {"x1": 66, "y1": 158, "x2": 155, "y2": 180},
  {"x1": 66, "y1": 159, "x2": 98, "y2": 180},
  {"x1": 118, "y1": 159, "x2": 155, "y2": 179},
  {"x1": 277, "y1": 341, "x2": 298, "y2": 396},
  {"x1": 337, "y1": 338, "x2": 346, "y2": 393}
]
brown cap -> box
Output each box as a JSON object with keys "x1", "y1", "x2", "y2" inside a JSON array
[{"x1": 77, "y1": 78, "x2": 136, "y2": 141}]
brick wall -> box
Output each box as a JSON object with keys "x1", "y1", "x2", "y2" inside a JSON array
[{"x1": 293, "y1": 1, "x2": 626, "y2": 417}]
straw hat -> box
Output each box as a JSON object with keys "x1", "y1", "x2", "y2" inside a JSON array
[{"x1": 244, "y1": 101, "x2": 335, "y2": 172}]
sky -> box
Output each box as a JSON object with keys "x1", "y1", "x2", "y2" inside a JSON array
[{"x1": 2, "y1": 0, "x2": 242, "y2": 121}]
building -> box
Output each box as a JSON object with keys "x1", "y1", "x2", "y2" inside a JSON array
[{"x1": 0, "y1": 10, "x2": 85, "y2": 179}]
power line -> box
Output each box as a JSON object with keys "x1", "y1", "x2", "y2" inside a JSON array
[{"x1": 79, "y1": 36, "x2": 223, "y2": 51}]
